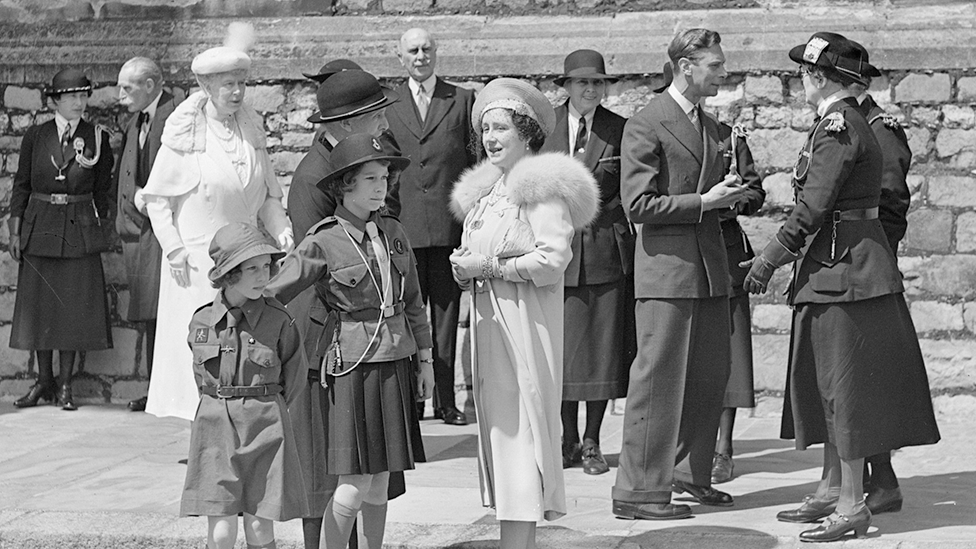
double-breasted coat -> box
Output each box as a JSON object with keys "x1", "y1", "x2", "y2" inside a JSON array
[{"x1": 9, "y1": 117, "x2": 114, "y2": 351}]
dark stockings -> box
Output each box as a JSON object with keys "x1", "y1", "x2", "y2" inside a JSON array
[
  {"x1": 715, "y1": 407, "x2": 736, "y2": 456},
  {"x1": 865, "y1": 452, "x2": 899, "y2": 490},
  {"x1": 35, "y1": 350, "x2": 76, "y2": 386},
  {"x1": 561, "y1": 400, "x2": 609, "y2": 445}
]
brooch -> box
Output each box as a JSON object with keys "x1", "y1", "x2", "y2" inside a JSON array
[{"x1": 823, "y1": 112, "x2": 846, "y2": 133}]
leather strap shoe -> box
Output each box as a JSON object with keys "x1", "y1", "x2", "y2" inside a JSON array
[
  {"x1": 581, "y1": 440, "x2": 609, "y2": 475},
  {"x1": 562, "y1": 440, "x2": 582, "y2": 468},
  {"x1": 799, "y1": 507, "x2": 871, "y2": 542},
  {"x1": 776, "y1": 494, "x2": 838, "y2": 523},
  {"x1": 437, "y1": 406, "x2": 467, "y2": 425},
  {"x1": 612, "y1": 500, "x2": 692, "y2": 520},
  {"x1": 14, "y1": 382, "x2": 57, "y2": 408},
  {"x1": 128, "y1": 396, "x2": 148, "y2": 412},
  {"x1": 672, "y1": 479, "x2": 733, "y2": 506},
  {"x1": 58, "y1": 384, "x2": 78, "y2": 411},
  {"x1": 866, "y1": 486, "x2": 902, "y2": 515}
]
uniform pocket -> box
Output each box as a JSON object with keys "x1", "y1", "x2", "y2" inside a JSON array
[
  {"x1": 331, "y1": 263, "x2": 369, "y2": 287},
  {"x1": 192, "y1": 344, "x2": 220, "y2": 364},
  {"x1": 246, "y1": 343, "x2": 281, "y2": 369}
]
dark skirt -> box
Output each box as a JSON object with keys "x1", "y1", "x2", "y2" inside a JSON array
[
  {"x1": 780, "y1": 294, "x2": 941, "y2": 460},
  {"x1": 563, "y1": 280, "x2": 633, "y2": 401},
  {"x1": 724, "y1": 293, "x2": 756, "y2": 408},
  {"x1": 322, "y1": 357, "x2": 419, "y2": 475},
  {"x1": 10, "y1": 254, "x2": 112, "y2": 351}
]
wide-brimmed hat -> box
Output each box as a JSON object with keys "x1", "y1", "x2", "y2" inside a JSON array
[
  {"x1": 554, "y1": 49, "x2": 619, "y2": 86},
  {"x1": 472, "y1": 77, "x2": 556, "y2": 137},
  {"x1": 208, "y1": 222, "x2": 284, "y2": 281},
  {"x1": 318, "y1": 133, "x2": 411, "y2": 189},
  {"x1": 45, "y1": 69, "x2": 93, "y2": 97},
  {"x1": 191, "y1": 46, "x2": 251, "y2": 76},
  {"x1": 307, "y1": 70, "x2": 399, "y2": 124},
  {"x1": 303, "y1": 59, "x2": 363, "y2": 82},
  {"x1": 652, "y1": 62, "x2": 673, "y2": 94},
  {"x1": 788, "y1": 32, "x2": 868, "y2": 86},
  {"x1": 847, "y1": 39, "x2": 882, "y2": 79}
]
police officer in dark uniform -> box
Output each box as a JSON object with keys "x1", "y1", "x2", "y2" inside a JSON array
[{"x1": 9, "y1": 68, "x2": 114, "y2": 411}]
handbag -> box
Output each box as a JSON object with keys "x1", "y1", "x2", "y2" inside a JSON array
[{"x1": 493, "y1": 208, "x2": 536, "y2": 258}]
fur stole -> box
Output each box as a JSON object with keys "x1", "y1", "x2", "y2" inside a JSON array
[
  {"x1": 451, "y1": 152, "x2": 599, "y2": 230},
  {"x1": 160, "y1": 90, "x2": 267, "y2": 153}
]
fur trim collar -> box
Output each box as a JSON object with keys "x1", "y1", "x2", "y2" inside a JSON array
[
  {"x1": 161, "y1": 90, "x2": 267, "y2": 153},
  {"x1": 451, "y1": 152, "x2": 599, "y2": 229}
]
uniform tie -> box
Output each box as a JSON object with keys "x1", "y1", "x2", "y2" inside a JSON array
[
  {"x1": 60, "y1": 124, "x2": 73, "y2": 162},
  {"x1": 415, "y1": 85, "x2": 429, "y2": 123},
  {"x1": 220, "y1": 307, "x2": 244, "y2": 385},
  {"x1": 574, "y1": 115, "x2": 588, "y2": 157},
  {"x1": 365, "y1": 221, "x2": 393, "y2": 309}
]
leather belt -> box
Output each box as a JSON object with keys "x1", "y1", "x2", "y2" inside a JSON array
[
  {"x1": 201, "y1": 384, "x2": 282, "y2": 398},
  {"x1": 826, "y1": 207, "x2": 878, "y2": 223},
  {"x1": 31, "y1": 192, "x2": 93, "y2": 205},
  {"x1": 340, "y1": 301, "x2": 405, "y2": 322}
]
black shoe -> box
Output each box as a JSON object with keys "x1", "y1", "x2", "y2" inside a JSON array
[
  {"x1": 776, "y1": 495, "x2": 838, "y2": 523},
  {"x1": 672, "y1": 479, "x2": 733, "y2": 506},
  {"x1": 562, "y1": 440, "x2": 582, "y2": 468},
  {"x1": 799, "y1": 507, "x2": 871, "y2": 542},
  {"x1": 14, "y1": 382, "x2": 57, "y2": 408},
  {"x1": 128, "y1": 396, "x2": 148, "y2": 412},
  {"x1": 57, "y1": 384, "x2": 78, "y2": 411},
  {"x1": 612, "y1": 500, "x2": 692, "y2": 520},
  {"x1": 581, "y1": 440, "x2": 609, "y2": 475},
  {"x1": 437, "y1": 406, "x2": 468, "y2": 425},
  {"x1": 866, "y1": 486, "x2": 902, "y2": 515}
]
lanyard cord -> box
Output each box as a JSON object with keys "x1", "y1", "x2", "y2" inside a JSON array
[{"x1": 335, "y1": 224, "x2": 389, "y2": 375}]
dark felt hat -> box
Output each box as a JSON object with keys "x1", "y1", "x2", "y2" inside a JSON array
[
  {"x1": 788, "y1": 32, "x2": 869, "y2": 86},
  {"x1": 45, "y1": 69, "x2": 93, "y2": 97},
  {"x1": 653, "y1": 62, "x2": 673, "y2": 94},
  {"x1": 318, "y1": 133, "x2": 411, "y2": 189},
  {"x1": 847, "y1": 39, "x2": 882, "y2": 79},
  {"x1": 208, "y1": 223, "x2": 285, "y2": 281},
  {"x1": 303, "y1": 59, "x2": 363, "y2": 82},
  {"x1": 307, "y1": 70, "x2": 399, "y2": 124},
  {"x1": 554, "y1": 49, "x2": 618, "y2": 86}
]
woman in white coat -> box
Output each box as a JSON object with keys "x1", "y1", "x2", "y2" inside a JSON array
[
  {"x1": 142, "y1": 45, "x2": 294, "y2": 420},
  {"x1": 450, "y1": 78, "x2": 598, "y2": 549}
]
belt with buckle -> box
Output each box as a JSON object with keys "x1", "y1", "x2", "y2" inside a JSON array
[
  {"x1": 825, "y1": 207, "x2": 878, "y2": 223},
  {"x1": 31, "y1": 192, "x2": 93, "y2": 205},
  {"x1": 201, "y1": 384, "x2": 283, "y2": 399},
  {"x1": 340, "y1": 301, "x2": 405, "y2": 322}
]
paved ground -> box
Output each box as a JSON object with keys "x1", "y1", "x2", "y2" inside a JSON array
[{"x1": 0, "y1": 397, "x2": 973, "y2": 548}]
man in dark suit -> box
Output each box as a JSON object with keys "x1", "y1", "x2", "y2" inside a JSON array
[
  {"x1": 115, "y1": 57, "x2": 177, "y2": 412},
  {"x1": 542, "y1": 49, "x2": 634, "y2": 475},
  {"x1": 386, "y1": 28, "x2": 479, "y2": 425},
  {"x1": 612, "y1": 28, "x2": 749, "y2": 520}
]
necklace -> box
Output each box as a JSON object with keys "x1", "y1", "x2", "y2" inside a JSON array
[
  {"x1": 486, "y1": 175, "x2": 507, "y2": 208},
  {"x1": 206, "y1": 114, "x2": 249, "y2": 174}
]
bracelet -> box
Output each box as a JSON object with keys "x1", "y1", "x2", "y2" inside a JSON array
[{"x1": 481, "y1": 255, "x2": 500, "y2": 279}]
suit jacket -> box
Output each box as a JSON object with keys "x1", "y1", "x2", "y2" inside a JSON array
[
  {"x1": 621, "y1": 92, "x2": 731, "y2": 298},
  {"x1": 717, "y1": 123, "x2": 765, "y2": 297},
  {"x1": 288, "y1": 131, "x2": 401, "y2": 245},
  {"x1": 386, "y1": 77, "x2": 478, "y2": 248},
  {"x1": 859, "y1": 95, "x2": 911, "y2": 256},
  {"x1": 780, "y1": 97, "x2": 903, "y2": 305},
  {"x1": 542, "y1": 102, "x2": 632, "y2": 286},
  {"x1": 10, "y1": 118, "x2": 114, "y2": 258}
]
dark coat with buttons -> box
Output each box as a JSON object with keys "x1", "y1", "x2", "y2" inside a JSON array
[
  {"x1": 386, "y1": 78, "x2": 478, "y2": 249},
  {"x1": 859, "y1": 94, "x2": 911, "y2": 257}
]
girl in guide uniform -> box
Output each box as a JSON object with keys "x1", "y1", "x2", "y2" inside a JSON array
[
  {"x1": 182, "y1": 222, "x2": 308, "y2": 549},
  {"x1": 266, "y1": 133, "x2": 434, "y2": 549},
  {"x1": 8, "y1": 69, "x2": 114, "y2": 411}
]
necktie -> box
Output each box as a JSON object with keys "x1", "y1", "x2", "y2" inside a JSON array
[
  {"x1": 365, "y1": 221, "x2": 393, "y2": 310},
  {"x1": 416, "y1": 86, "x2": 429, "y2": 123},
  {"x1": 220, "y1": 307, "x2": 244, "y2": 384},
  {"x1": 138, "y1": 111, "x2": 150, "y2": 149},
  {"x1": 60, "y1": 124, "x2": 73, "y2": 163},
  {"x1": 688, "y1": 105, "x2": 702, "y2": 134},
  {"x1": 574, "y1": 115, "x2": 588, "y2": 156}
]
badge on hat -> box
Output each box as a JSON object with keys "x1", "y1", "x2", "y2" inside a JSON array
[
  {"x1": 803, "y1": 37, "x2": 829, "y2": 64},
  {"x1": 371, "y1": 138, "x2": 381, "y2": 151}
]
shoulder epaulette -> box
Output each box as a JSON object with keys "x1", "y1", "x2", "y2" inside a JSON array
[
  {"x1": 192, "y1": 301, "x2": 212, "y2": 316},
  {"x1": 309, "y1": 216, "x2": 339, "y2": 234},
  {"x1": 869, "y1": 112, "x2": 901, "y2": 130}
]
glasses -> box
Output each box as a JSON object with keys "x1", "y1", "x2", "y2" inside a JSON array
[{"x1": 797, "y1": 65, "x2": 813, "y2": 77}]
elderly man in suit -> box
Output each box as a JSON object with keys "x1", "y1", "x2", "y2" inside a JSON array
[
  {"x1": 387, "y1": 28, "x2": 479, "y2": 426},
  {"x1": 115, "y1": 57, "x2": 177, "y2": 412},
  {"x1": 611, "y1": 28, "x2": 749, "y2": 520},
  {"x1": 542, "y1": 49, "x2": 634, "y2": 476}
]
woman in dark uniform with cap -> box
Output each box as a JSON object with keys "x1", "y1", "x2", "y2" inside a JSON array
[
  {"x1": 8, "y1": 69, "x2": 114, "y2": 411},
  {"x1": 743, "y1": 33, "x2": 939, "y2": 542}
]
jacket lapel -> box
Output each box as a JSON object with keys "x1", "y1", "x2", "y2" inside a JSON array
[
  {"x1": 549, "y1": 103, "x2": 571, "y2": 154},
  {"x1": 583, "y1": 106, "x2": 611, "y2": 171},
  {"x1": 147, "y1": 91, "x2": 175, "y2": 163},
  {"x1": 42, "y1": 121, "x2": 65, "y2": 166},
  {"x1": 392, "y1": 82, "x2": 423, "y2": 139},
  {"x1": 697, "y1": 109, "x2": 721, "y2": 192},
  {"x1": 420, "y1": 78, "x2": 455, "y2": 139},
  {"x1": 658, "y1": 93, "x2": 704, "y2": 164}
]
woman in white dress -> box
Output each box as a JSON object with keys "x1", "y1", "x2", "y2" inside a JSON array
[
  {"x1": 142, "y1": 45, "x2": 294, "y2": 420},
  {"x1": 450, "y1": 78, "x2": 599, "y2": 549}
]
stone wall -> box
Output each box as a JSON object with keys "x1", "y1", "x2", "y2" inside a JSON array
[{"x1": 1, "y1": 4, "x2": 975, "y2": 407}]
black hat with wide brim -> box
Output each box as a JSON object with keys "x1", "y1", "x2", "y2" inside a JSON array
[
  {"x1": 302, "y1": 59, "x2": 363, "y2": 83},
  {"x1": 788, "y1": 32, "x2": 869, "y2": 86},
  {"x1": 847, "y1": 39, "x2": 882, "y2": 79},
  {"x1": 318, "y1": 133, "x2": 411, "y2": 190},
  {"x1": 45, "y1": 68, "x2": 93, "y2": 97},
  {"x1": 554, "y1": 49, "x2": 619, "y2": 86},
  {"x1": 307, "y1": 70, "x2": 399, "y2": 124}
]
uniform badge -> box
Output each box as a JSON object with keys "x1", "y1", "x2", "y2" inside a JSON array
[
  {"x1": 823, "y1": 112, "x2": 846, "y2": 133},
  {"x1": 393, "y1": 238, "x2": 404, "y2": 254},
  {"x1": 72, "y1": 137, "x2": 85, "y2": 155},
  {"x1": 194, "y1": 328, "x2": 209, "y2": 343},
  {"x1": 803, "y1": 37, "x2": 829, "y2": 64},
  {"x1": 371, "y1": 138, "x2": 381, "y2": 151}
]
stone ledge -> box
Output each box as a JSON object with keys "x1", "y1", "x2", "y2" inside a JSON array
[{"x1": 0, "y1": 5, "x2": 974, "y2": 84}]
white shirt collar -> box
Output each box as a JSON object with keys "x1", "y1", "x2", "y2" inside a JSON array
[
  {"x1": 142, "y1": 91, "x2": 163, "y2": 122},
  {"x1": 408, "y1": 74, "x2": 436, "y2": 98},
  {"x1": 855, "y1": 91, "x2": 868, "y2": 105},
  {"x1": 54, "y1": 112, "x2": 79, "y2": 138},
  {"x1": 817, "y1": 90, "x2": 855, "y2": 117},
  {"x1": 667, "y1": 82, "x2": 698, "y2": 116}
]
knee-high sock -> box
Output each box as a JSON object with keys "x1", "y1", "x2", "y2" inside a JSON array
[{"x1": 359, "y1": 502, "x2": 387, "y2": 549}]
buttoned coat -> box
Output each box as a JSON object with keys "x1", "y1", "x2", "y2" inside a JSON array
[
  {"x1": 542, "y1": 102, "x2": 632, "y2": 285},
  {"x1": 386, "y1": 78, "x2": 478, "y2": 248},
  {"x1": 859, "y1": 95, "x2": 911, "y2": 256},
  {"x1": 114, "y1": 91, "x2": 177, "y2": 321},
  {"x1": 621, "y1": 92, "x2": 731, "y2": 298}
]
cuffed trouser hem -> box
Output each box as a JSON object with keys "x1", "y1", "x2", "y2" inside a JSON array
[{"x1": 611, "y1": 487, "x2": 672, "y2": 504}]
